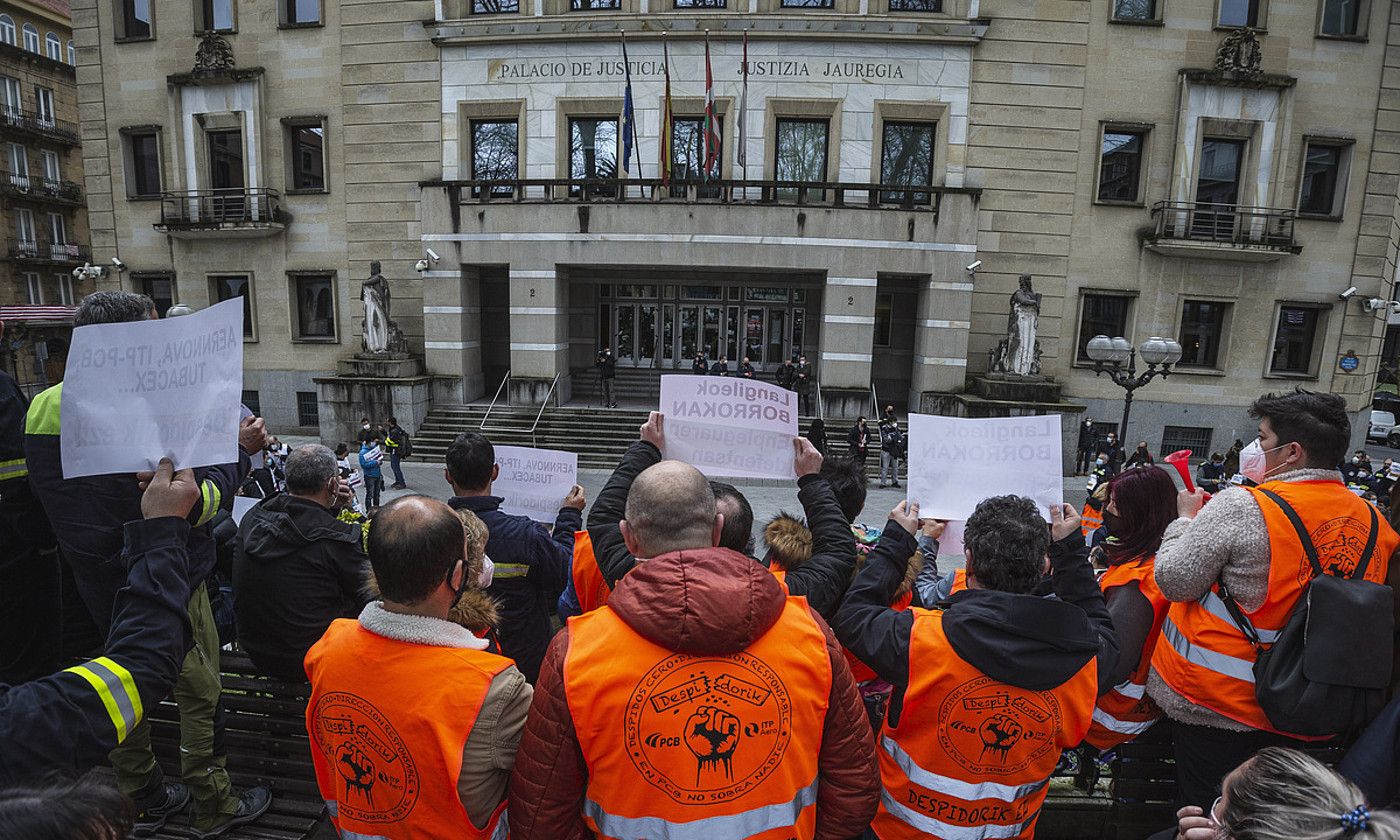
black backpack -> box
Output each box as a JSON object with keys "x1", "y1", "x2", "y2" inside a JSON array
[{"x1": 1218, "y1": 488, "x2": 1393, "y2": 737}]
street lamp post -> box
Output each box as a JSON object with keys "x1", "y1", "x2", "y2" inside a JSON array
[{"x1": 1085, "y1": 334, "x2": 1184, "y2": 443}]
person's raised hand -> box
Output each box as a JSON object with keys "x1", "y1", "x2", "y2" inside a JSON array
[
  {"x1": 890, "y1": 500, "x2": 920, "y2": 535},
  {"x1": 1177, "y1": 488, "x2": 1206, "y2": 520},
  {"x1": 1049, "y1": 503, "x2": 1080, "y2": 542},
  {"x1": 793, "y1": 436, "x2": 823, "y2": 478},
  {"x1": 563, "y1": 484, "x2": 586, "y2": 511},
  {"x1": 1173, "y1": 805, "x2": 1216, "y2": 840},
  {"x1": 140, "y1": 457, "x2": 199, "y2": 520},
  {"x1": 239, "y1": 415, "x2": 270, "y2": 454},
  {"x1": 920, "y1": 519, "x2": 948, "y2": 540},
  {"x1": 331, "y1": 477, "x2": 353, "y2": 510},
  {"x1": 640, "y1": 411, "x2": 665, "y2": 450}
]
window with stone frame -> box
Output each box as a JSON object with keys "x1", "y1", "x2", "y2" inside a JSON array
[
  {"x1": 1110, "y1": 0, "x2": 1158, "y2": 20},
  {"x1": 1097, "y1": 129, "x2": 1146, "y2": 203},
  {"x1": 1320, "y1": 0, "x2": 1363, "y2": 36},
  {"x1": 293, "y1": 272, "x2": 336, "y2": 340},
  {"x1": 1217, "y1": 0, "x2": 1262, "y2": 28},
  {"x1": 774, "y1": 118, "x2": 828, "y2": 201},
  {"x1": 210, "y1": 274, "x2": 255, "y2": 338},
  {"x1": 472, "y1": 0, "x2": 519, "y2": 14},
  {"x1": 879, "y1": 121, "x2": 936, "y2": 204},
  {"x1": 197, "y1": 0, "x2": 235, "y2": 32},
  {"x1": 135, "y1": 272, "x2": 175, "y2": 315},
  {"x1": 1177, "y1": 300, "x2": 1230, "y2": 368},
  {"x1": 285, "y1": 117, "x2": 327, "y2": 192},
  {"x1": 470, "y1": 119, "x2": 518, "y2": 195},
  {"x1": 1297, "y1": 140, "x2": 1349, "y2": 219},
  {"x1": 123, "y1": 129, "x2": 162, "y2": 197},
  {"x1": 1270, "y1": 305, "x2": 1323, "y2": 376},
  {"x1": 280, "y1": 0, "x2": 321, "y2": 25},
  {"x1": 117, "y1": 0, "x2": 154, "y2": 39},
  {"x1": 1077, "y1": 293, "x2": 1132, "y2": 362}
]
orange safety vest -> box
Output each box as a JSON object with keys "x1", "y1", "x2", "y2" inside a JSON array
[
  {"x1": 564, "y1": 599, "x2": 832, "y2": 839},
  {"x1": 1152, "y1": 480, "x2": 1398, "y2": 737},
  {"x1": 847, "y1": 590, "x2": 914, "y2": 683},
  {"x1": 873, "y1": 609, "x2": 1097, "y2": 840},
  {"x1": 949, "y1": 568, "x2": 968, "y2": 595},
  {"x1": 771, "y1": 566, "x2": 788, "y2": 592},
  {"x1": 1085, "y1": 556, "x2": 1168, "y2": 750},
  {"x1": 1081, "y1": 503, "x2": 1103, "y2": 540},
  {"x1": 305, "y1": 619, "x2": 512, "y2": 840},
  {"x1": 572, "y1": 530, "x2": 612, "y2": 615}
]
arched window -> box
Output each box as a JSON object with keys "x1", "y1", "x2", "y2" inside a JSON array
[
  {"x1": 0, "y1": 16, "x2": 16, "y2": 46},
  {"x1": 66, "y1": 40, "x2": 74, "y2": 64},
  {"x1": 22, "y1": 23, "x2": 39, "y2": 53},
  {"x1": 45, "y1": 32, "x2": 59, "y2": 60}
]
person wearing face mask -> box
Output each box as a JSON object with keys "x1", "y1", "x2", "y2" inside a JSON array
[
  {"x1": 1125, "y1": 440, "x2": 1156, "y2": 469},
  {"x1": 1197, "y1": 452, "x2": 1227, "y2": 494},
  {"x1": 232, "y1": 445, "x2": 370, "y2": 682},
  {"x1": 1149, "y1": 390, "x2": 1400, "y2": 812},
  {"x1": 305, "y1": 496, "x2": 530, "y2": 840},
  {"x1": 1344, "y1": 450, "x2": 1370, "y2": 485},
  {"x1": 1104, "y1": 432, "x2": 1126, "y2": 476}
]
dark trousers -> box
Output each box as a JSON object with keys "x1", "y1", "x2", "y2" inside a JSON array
[
  {"x1": 1172, "y1": 721, "x2": 1311, "y2": 808},
  {"x1": 602, "y1": 378, "x2": 615, "y2": 406},
  {"x1": 799, "y1": 391, "x2": 813, "y2": 415},
  {"x1": 389, "y1": 453, "x2": 406, "y2": 486},
  {"x1": 0, "y1": 480, "x2": 60, "y2": 683},
  {"x1": 1076, "y1": 446, "x2": 1095, "y2": 473},
  {"x1": 365, "y1": 476, "x2": 384, "y2": 508}
]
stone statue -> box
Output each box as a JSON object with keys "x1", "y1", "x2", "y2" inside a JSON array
[
  {"x1": 360, "y1": 261, "x2": 405, "y2": 355},
  {"x1": 990, "y1": 273, "x2": 1042, "y2": 377},
  {"x1": 193, "y1": 32, "x2": 236, "y2": 74}
]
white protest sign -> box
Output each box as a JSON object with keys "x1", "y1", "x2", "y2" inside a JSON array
[
  {"x1": 240, "y1": 403, "x2": 264, "y2": 470},
  {"x1": 906, "y1": 413, "x2": 1063, "y2": 521},
  {"x1": 659, "y1": 375, "x2": 798, "y2": 479},
  {"x1": 61, "y1": 298, "x2": 244, "y2": 478},
  {"x1": 232, "y1": 496, "x2": 259, "y2": 525},
  {"x1": 493, "y1": 445, "x2": 578, "y2": 523}
]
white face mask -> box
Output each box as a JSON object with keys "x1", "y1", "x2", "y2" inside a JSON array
[
  {"x1": 1239, "y1": 438, "x2": 1291, "y2": 484},
  {"x1": 477, "y1": 554, "x2": 495, "y2": 589}
]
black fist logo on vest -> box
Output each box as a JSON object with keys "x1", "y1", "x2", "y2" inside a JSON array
[
  {"x1": 313, "y1": 692, "x2": 421, "y2": 823},
  {"x1": 626, "y1": 652, "x2": 793, "y2": 804},
  {"x1": 939, "y1": 677, "x2": 1062, "y2": 776}
]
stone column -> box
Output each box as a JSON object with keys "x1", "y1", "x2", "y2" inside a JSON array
[
  {"x1": 422, "y1": 264, "x2": 483, "y2": 405},
  {"x1": 818, "y1": 276, "x2": 878, "y2": 418},
  {"x1": 912, "y1": 272, "x2": 973, "y2": 400},
  {"x1": 508, "y1": 267, "x2": 572, "y2": 405}
]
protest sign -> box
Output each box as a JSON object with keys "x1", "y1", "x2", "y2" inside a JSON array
[
  {"x1": 232, "y1": 496, "x2": 259, "y2": 526},
  {"x1": 61, "y1": 298, "x2": 244, "y2": 478},
  {"x1": 906, "y1": 413, "x2": 1063, "y2": 521},
  {"x1": 493, "y1": 445, "x2": 578, "y2": 523},
  {"x1": 659, "y1": 375, "x2": 798, "y2": 479}
]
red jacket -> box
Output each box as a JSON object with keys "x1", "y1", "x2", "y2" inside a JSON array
[{"x1": 509, "y1": 546, "x2": 879, "y2": 839}]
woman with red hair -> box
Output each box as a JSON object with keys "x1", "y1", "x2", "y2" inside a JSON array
[{"x1": 1085, "y1": 465, "x2": 1179, "y2": 751}]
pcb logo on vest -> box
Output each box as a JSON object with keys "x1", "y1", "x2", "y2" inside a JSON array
[
  {"x1": 313, "y1": 692, "x2": 421, "y2": 823},
  {"x1": 938, "y1": 676, "x2": 1063, "y2": 776},
  {"x1": 625, "y1": 652, "x2": 793, "y2": 804},
  {"x1": 1303, "y1": 516, "x2": 1372, "y2": 585}
]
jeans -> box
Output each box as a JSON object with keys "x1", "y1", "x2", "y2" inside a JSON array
[
  {"x1": 879, "y1": 450, "x2": 899, "y2": 486},
  {"x1": 365, "y1": 476, "x2": 383, "y2": 508},
  {"x1": 389, "y1": 453, "x2": 405, "y2": 486},
  {"x1": 110, "y1": 584, "x2": 239, "y2": 830}
]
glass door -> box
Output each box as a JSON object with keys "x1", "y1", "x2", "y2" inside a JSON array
[
  {"x1": 615, "y1": 303, "x2": 636, "y2": 362},
  {"x1": 767, "y1": 310, "x2": 787, "y2": 365},
  {"x1": 638, "y1": 304, "x2": 659, "y2": 367},
  {"x1": 702, "y1": 307, "x2": 721, "y2": 361},
  {"x1": 1193, "y1": 138, "x2": 1244, "y2": 241},
  {"x1": 207, "y1": 129, "x2": 245, "y2": 221},
  {"x1": 680, "y1": 306, "x2": 699, "y2": 361},
  {"x1": 744, "y1": 308, "x2": 764, "y2": 363}
]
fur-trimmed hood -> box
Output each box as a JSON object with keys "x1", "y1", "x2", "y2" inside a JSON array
[
  {"x1": 763, "y1": 511, "x2": 813, "y2": 571},
  {"x1": 362, "y1": 569, "x2": 500, "y2": 636}
]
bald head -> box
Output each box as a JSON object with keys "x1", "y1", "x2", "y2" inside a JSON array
[
  {"x1": 367, "y1": 495, "x2": 466, "y2": 605},
  {"x1": 623, "y1": 460, "x2": 720, "y2": 558}
]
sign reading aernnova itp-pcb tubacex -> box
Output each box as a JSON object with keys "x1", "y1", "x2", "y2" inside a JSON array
[{"x1": 660, "y1": 375, "x2": 798, "y2": 480}]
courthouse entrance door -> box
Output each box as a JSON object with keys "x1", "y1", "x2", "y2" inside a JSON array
[{"x1": 596, "y1": 281, "x2": 812, "y2": 372}]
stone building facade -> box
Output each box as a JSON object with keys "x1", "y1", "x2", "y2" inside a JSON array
[
  {"x1": 0, "y1": 0, "x2": 91, "y2": 391},
  {"x1": 73, "y1": 0, "x2": 1400, "y2": 455}
]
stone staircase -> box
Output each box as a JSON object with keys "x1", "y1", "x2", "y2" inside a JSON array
[{"x1": 411, "y1": 402, "x2": 905, "y2": 477}]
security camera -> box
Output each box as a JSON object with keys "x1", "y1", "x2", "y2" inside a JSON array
[
  {"x1": 1389, "y1": 301, "x2": 1400, "y2": 315},
  {"x1": 966, "y1": 260, "x2": 982, "y2": 272},
  {"x1": 425, "y1": 248, "x2": 441, "y2": 263},
  {"x1": 1364, "y1": 297, "x2": 1388, "y2": 312},
  {"x1": 1339, "y1": 286, "x2": 1358, "y2": 300},
  {"x1": 111, "y1": 257, "x2": 126, "y2": 271},
  {"x1": 414, "y1": 259, "x2": 429, "y2": 272}
]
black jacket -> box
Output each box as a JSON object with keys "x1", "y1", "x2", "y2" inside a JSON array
[
  {"x1": 1077, "y1": 422, "x2": 1096, "y2": 451},
  {"x1": 596, "y1": 352, "x2": 616, "y2": 379},
  {"x1": 834, "y1": 524, "x2": 1119, "y2": 724},
  {"x1": 447, "y1": 494, "x2": 580, "y2": 683},
  {"x1": 233, "y1": 495, "x2": 368, "y2": 680},
  {"x1": 588, "y1": 440, "x2": 858, "y2": 620},
  {"x1": 847, "y1": 424, "x2": 870, "y2": 455},
  {"x1": 0, "y1": 517, "x2": 193, "y2": 784},
  {"x1": 691, "y1": 357, "x2": 708, "y2": 375},
  {"x1": 776, "y1": 364, "x2": 796, "y2": 389},
  {"x1": 739, "y1": 362, "x2": 756, "y2": 379}
]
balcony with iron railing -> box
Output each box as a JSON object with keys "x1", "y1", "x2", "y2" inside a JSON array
[
  {"x1": 1143, "y1": 201, "x2": 1301, "y2": 262},
  {"x1": 4, "y1": 238, "x2": 90, "y2": 264},
  {"x1": 0, "y1": 108, "x2": 81, "y2": 146},
  {"x1": 0, "y1": 172, "x2": 83, "y2": 205},
  {"x1": 154, "y1": 189, "x2": 289, "y2": 239}
]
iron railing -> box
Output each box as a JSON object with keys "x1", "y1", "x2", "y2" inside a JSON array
[
  {"x1": 447, "y1": 177, "x2": 967, "y2": 213},
  {"x1": 157, "y1": 188, "x2": 286, "y2": 229},
  {"x1": 0, "y1": 172, "x2": 82, "y2": 203},
  {"x1": 1149, "y1": 201, "x2": 1298, "y2": 250},
  {"x1": 5, "y1": 238, "x2": 89, "y2": 263},
  {"x1": 0, "y1": 107, "x2": 80, "y2": 143}
]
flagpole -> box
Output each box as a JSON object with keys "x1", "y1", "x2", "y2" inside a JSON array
[
  {"x1": 739, "y1": 29, "x2": 749, "y2": 199},
  {"x1": 703, "y1": 29, "x2": 717, "y2": 184},
  {"x1": 661, "y1": 33, "x2": 673, "y2": 189}
]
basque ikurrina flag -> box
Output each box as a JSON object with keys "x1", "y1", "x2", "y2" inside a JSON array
[{"x1": 703, "y1": 31, "x2": 720, "y2": 179}]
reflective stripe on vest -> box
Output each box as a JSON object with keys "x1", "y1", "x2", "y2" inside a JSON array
[
  {"x1": 1090, "y1": 705, "x2": 1158, "y2": 736},
  {"x1": 585, "y1": 778, "x2": 818, "y2": 840},
  {"x1": 880, "y1": 787, "x2": 1039, "y2": 840},
  {"x1": 193, "y1": 479, "x2": 221, "y2": 527},
  {"x1": 64, "y1": 656, "x2": 142, "y2": 742},
  {"x1": 493, "y1": 562, "x2": 530, "y2": 579},
  {"x1": 1196, "y1": 591, "x2": 1279, "y2": 643},
  {"x1": 1085, "y1": 557, "x2": 1167, "y2": 751},
  {"x1": 881, "y1": 735, "x2": 1047, "y2": 803},
  {"x1": 0, "y1": 457, "x2": 26, "y2": 481},
  {"x1": 1159, "y1": 614, "x2": 1257, "y2": 683}
]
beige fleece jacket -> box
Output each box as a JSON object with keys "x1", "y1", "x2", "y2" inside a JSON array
[{"x1": 1145, "y1": 468, "x2": 1341, "y2": 732}]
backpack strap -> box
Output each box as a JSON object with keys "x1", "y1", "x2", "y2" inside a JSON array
[{"x1": 1256, "y1": 486, "x2": 1380, "y2": 581}]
